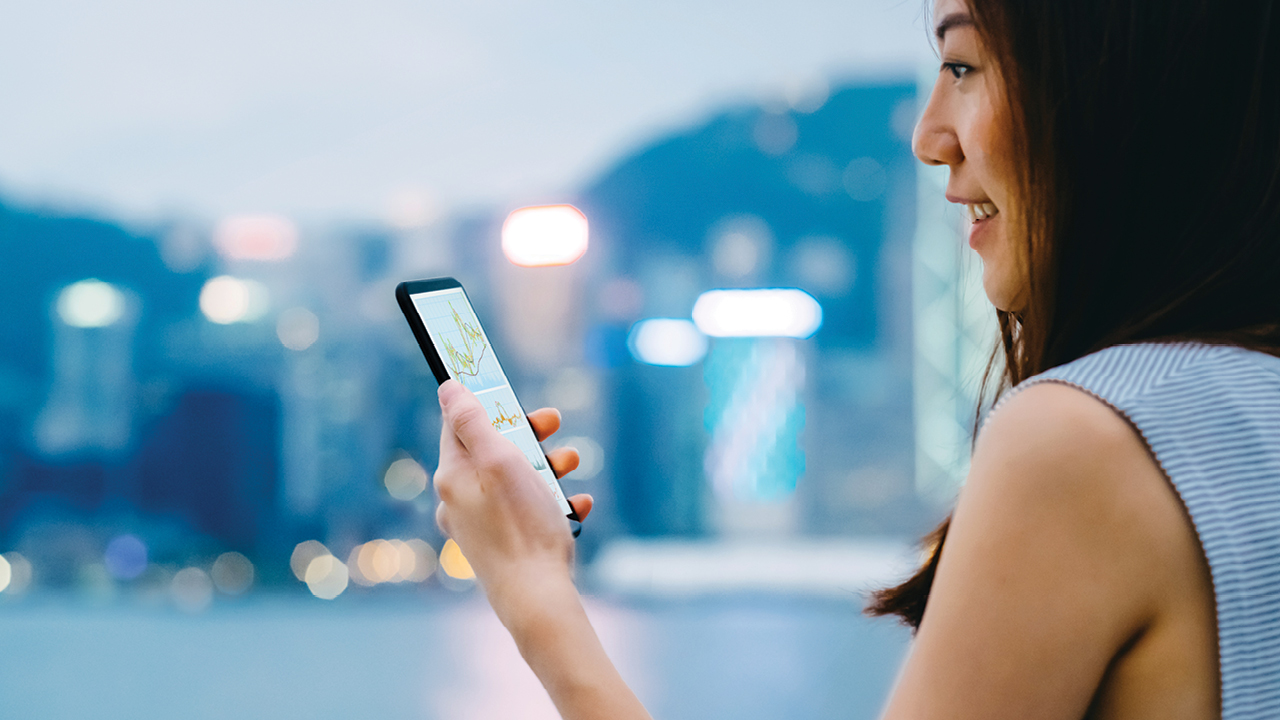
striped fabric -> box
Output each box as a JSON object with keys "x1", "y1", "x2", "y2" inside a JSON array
[{"x1": 1014, "y1": 343, "x2": 1280, "y2": 719}]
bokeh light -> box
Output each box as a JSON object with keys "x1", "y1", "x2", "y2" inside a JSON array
[
  {"x1": 304, "y1": 555, "x2": 348, "y2": 599},
  {"x1": 1, "y1": 553, "x2": 32, "y2": 594},
  {"x1": 200, "y1": 276, "x2": 269, "y2": 324},
  {"x1": 842, "y1": 156, "x2": 888, "y2": 202},
  {"x1": 56, "y1": 279, "x2": 126, "y2": 328},
  {"x1": 383, "y1": 457, "x2": 429, "y2": 500},
  {"x1": 346, "y1": 546, "x2": 374, "y2": 587},
  {"x1": 103, "y1": 534, "x2": 148, "y2": 580},
  {"x1": 348, "y1": 539, "x2": 437, "y2": 586},
  {"x1": 0, "y1": 554, "x2": 9, "y2": 593},
  {"x1": 501, "y1": 204, "x2": 589, "y2": 267},
  {"x1": 213, "y1": 214, "x2": 298, "y2": 261},
  {"x1": 404, "y1": 539, "x2": 438, "y2": 582},
  {"x1": 171, "y1": 567, "x2": 214, "y2": 613},
  {"x1": 627, "y1": 319, "x2": 708, "y2": 367},
  {"x1": 439, "y1": 538, "x2": 475, "y2": 580},
  {"x1": 693, "y1": 289, "x2": 823, "y2": 338},
  {"x1": 753, "y1": 112, "x2": 798, "y2": 156},
  {"x1": 792, "y1": 236, "x2": 854, "y2": 295},
  {"x1": 276, "y1": 306, "x2": 319, "y2": 350},
  {"x1": 211, "y1": 552, "x2": 254, "y2": 595},
  {"x1": 290, "y1": 540, "x2": 331, "y2": 582},
  {"x1": 358, "y1": 539, "x2": 400, "y2": 584}
]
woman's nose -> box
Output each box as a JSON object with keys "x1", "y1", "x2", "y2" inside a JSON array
[{"x1": 912, "y1": 83, "x2": 963, "y2": 168}]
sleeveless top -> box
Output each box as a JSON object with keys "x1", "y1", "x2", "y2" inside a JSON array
[{"x1": 1010, "y1": 343, "x2": 1280, "y2": 719}]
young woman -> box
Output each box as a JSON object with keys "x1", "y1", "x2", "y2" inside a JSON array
[{"x1": 429, "y1": 0, "x2": 1280, "y2": 717}]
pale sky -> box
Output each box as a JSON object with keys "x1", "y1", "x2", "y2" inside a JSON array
[{"x1": 0, "y1": 0, "x2": 929, "y2": 225}]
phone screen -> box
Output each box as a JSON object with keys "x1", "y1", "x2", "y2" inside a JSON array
[{"x1": 405, "y1": 284, "x2": 574, "y2": 516}]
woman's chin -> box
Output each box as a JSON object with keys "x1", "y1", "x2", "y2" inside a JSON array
[{"x1": 981, "y1": 266, "x2": 1024, "y2": 313}]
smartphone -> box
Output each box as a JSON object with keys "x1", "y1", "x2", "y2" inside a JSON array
[{"x1": 396, "y1": 277, "x2": 581, "y2": 534}]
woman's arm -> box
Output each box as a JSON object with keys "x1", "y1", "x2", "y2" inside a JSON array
[
  {"x1": 488, "y1": 569, "x2": 652, "y2": 720},
  {"x1": 433, "y1": 380, "x2": 652, "y2": 720}
]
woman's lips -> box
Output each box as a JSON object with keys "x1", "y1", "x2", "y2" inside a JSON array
[{"x1": 967, "y1": 212, "x2": 998, "y2": 249}]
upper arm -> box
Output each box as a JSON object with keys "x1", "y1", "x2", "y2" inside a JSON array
[{"x1": 882, "y1": 382, "x2": 1196, "y2": 719}]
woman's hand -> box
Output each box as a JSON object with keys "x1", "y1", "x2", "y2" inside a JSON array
[
  {"x1": 433, "y1": 379, "x2": 652, "y2": 720},
  {"x1": 433, "y1": 379, "x2": 593, "y2": 601}
]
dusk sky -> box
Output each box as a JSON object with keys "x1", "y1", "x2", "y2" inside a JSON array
[{"x1": 0, "y1": 0, "x2": 928, "y2": 224}]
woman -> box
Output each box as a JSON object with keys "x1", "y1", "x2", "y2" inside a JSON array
[{"x1": 430, "y1": 0, "x2": 1280, "y2": 716}]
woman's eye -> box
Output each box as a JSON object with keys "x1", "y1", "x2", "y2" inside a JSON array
[{"x1": 941, "y1": 62, "x2": 972, "y2": 80}]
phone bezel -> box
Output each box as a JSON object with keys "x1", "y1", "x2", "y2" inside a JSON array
[{"x1": 395, "y1": 277, "x2": 581, "y2": 529}]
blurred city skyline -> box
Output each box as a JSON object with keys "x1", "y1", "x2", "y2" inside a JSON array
[
  {"x1": 0, "y1": 5, "x2": 969, "y2": 713},
  {"x1": 0, "y1": 0, "x2": 929, "y2": 223}
]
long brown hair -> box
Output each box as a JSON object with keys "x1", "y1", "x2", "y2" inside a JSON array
[{"x1": 868, "y1": 0, "x2": 1280, "y2": 629}]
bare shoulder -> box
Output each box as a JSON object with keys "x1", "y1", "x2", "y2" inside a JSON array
[
  {"x1": 976, "y1": 381, "x2": 1150, "y2": 486},
  {"x1": 882, "y1": 380, "x2": 1211, "y2": 719},
  {"x1": 967, "y1": 380, "x2": 1196, "y2": 597}
]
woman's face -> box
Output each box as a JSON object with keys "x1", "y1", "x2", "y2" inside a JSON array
[{"x1": 914, "y1": 0, "x2": 1024, "y2": 312}]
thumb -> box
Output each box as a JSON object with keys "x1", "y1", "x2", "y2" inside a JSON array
[{"x1": 439, "y1": 380, "x2": 500, "y2": 454}]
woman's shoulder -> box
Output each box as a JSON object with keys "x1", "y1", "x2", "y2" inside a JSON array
[
  {"x1": 966, "y1": 379, "x2": 1203, "y2": 622},
  {"x1": 894, "y1": 380, "x2": 1214, "y2": 715},
  {"x1": 974, "y1": 380, "x2": 1157, "y2": 508}
]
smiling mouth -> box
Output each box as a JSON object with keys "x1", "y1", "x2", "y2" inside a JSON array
[{"x1": 965, "y1": 202, "x2": 1000, "y2": 223}]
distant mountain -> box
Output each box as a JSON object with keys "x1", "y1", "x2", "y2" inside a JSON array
[{"x1": 577, "y1": 80, "x2": 915, "y2": 350}]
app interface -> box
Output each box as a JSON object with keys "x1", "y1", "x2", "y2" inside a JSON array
[{"x1": 410, "y1": 287, "x2": 572, "y2": 515}]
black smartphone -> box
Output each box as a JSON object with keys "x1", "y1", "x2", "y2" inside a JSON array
[{"x1": 396, "y1": 277, "x2": 581, "y2": 534}]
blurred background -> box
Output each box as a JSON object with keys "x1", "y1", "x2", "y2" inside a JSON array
[{"x1": 0, "y1": 1, "x2": 995, "y2": 717}]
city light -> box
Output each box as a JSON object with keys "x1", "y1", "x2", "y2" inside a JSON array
[
  {"x1": 347, "y1": 538, "x2": 436, "y2": 586},
  {"x1": 103, "y1": 534, "x2": 148, "y2": 580},
  {"x1": 171, "y1": 567, "x2": 214, "y2": 613},
  {"x1": 692, "y1": 289, "x2": 823, "y2": 338},
  {"x1": 627, "y1": 318, "x2": 708, "y2": 366},
  {"x1": 276, "y1": 306, "x2": 319, "y2": 350},
  {"x1": 501, "y1": 204, "x2": 589, "y2": 267},
  {"x1": 56, "y1": 279, "x2": 126, "y2": 328},
  {"x1": 304, "y1": 555, "x2": 348, "y2": 599},
  {"x1": 404, "y1": 539, "x2": 438, "y2": 582},
  {"x1": 1, "y1": 553, "x2": 32, "y2": 594},
  {"x1": 211, "y1": 552, "x2": 254, "y2": 595},
  {"x1": 290, "y1": 540, "x2": 331, "y2": 582},
  {"x1": 358, "y1": 539, "x2": 400, "y2": 584},
  {"x1": 551, "y1": 435, "x2": 605, "y2": 480},
  {"x1": 200, "y1": 276, "x2": 269, "y2": 324},
  {"x1": 213, "y1": 214, "x2": 298, "y2": 261},
  {"x1": 439, "y1": 538, "x2": 475, "y2": 580},
  {"x1": 383, "y1": 457, "x2": 428, "y2": 500}
]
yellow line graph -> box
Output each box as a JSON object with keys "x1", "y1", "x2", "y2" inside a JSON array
[
  {"x1": 490, "y1": 400, "x2": 524, "y2": 431},
  {"x1": 441, "y1": 303, "x2": 488, "y2": 379}
]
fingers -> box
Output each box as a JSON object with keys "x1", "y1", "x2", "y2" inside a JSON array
[
  {"x1": 439, "y1": 380, "x2": 501, "y2": 455},
  {"x1": 568, "y1": 494, "x2": 594, "y2": 521},
  {"x1": 527, "y1": 407, "x2": 561, "y2": 442},
  {"x1": 546, "y1": 446, "x2": 580, "y2": 479}
]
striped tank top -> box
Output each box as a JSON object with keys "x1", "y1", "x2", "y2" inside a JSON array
[{"x1": 1014, "y1": 342, "x2": 1280, "y2": 719}]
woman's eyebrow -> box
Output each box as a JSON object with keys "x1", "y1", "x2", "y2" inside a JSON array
[{"x1": 935, "y1": 12, "x2": 976, "y2": 42}]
